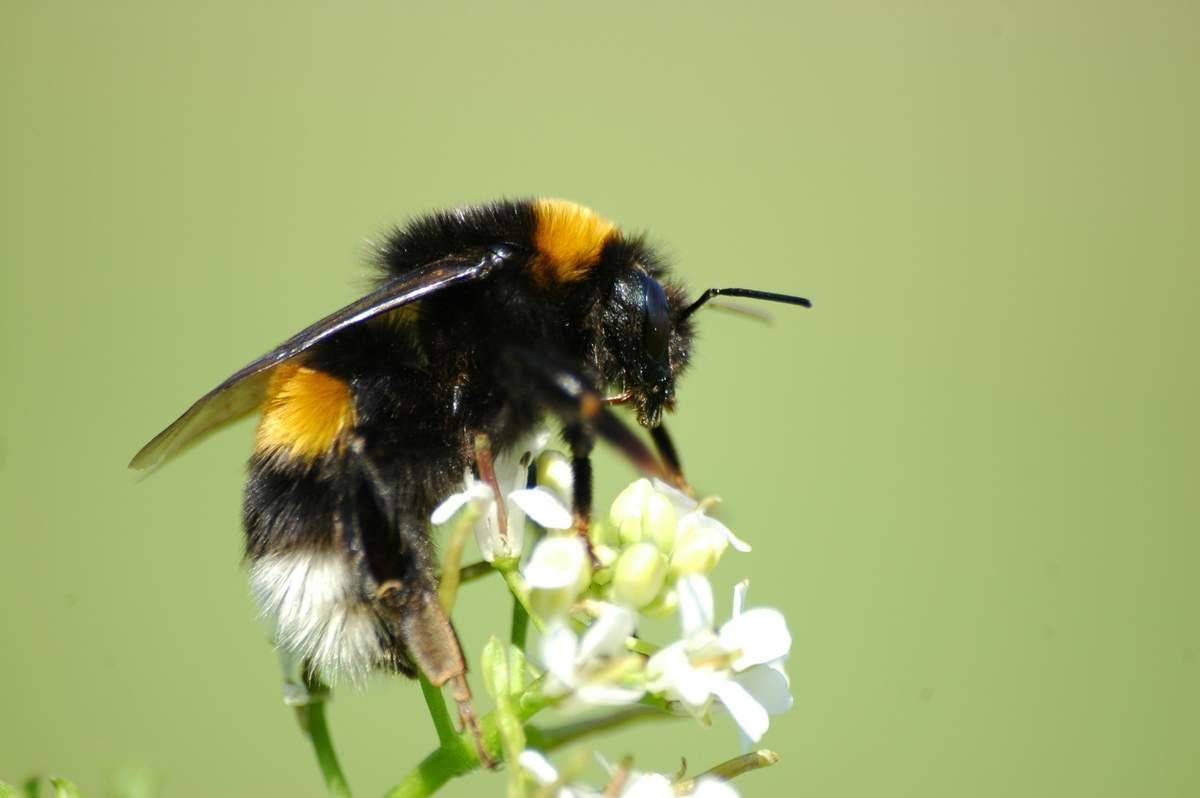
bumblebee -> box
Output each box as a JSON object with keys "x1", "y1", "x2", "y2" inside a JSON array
[{"x1": 131, "y1": 198, "x2": 809, "y2": 745}]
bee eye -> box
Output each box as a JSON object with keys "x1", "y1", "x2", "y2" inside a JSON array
[{"x1": 639, "y1": 271, "x2": 670, "y2": 362}]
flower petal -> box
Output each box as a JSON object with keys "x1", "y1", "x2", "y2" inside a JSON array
[
  {"x1": 647, "y1": 642, "x2": 714, "y2": 710},
  {"x1": 621, "y1": 773, "x2": 674, "y2": 798},
  {"x1": 539, "y1": 621, "x2": 580, "y2": 689},
  {"x1": 517, "y1": 749, "x2": 559, "y2": 785},
  {"x1": 735, "y1": 662, "x2": 793, "y2": 715},
  {"x1": 578, "y1": 603, "x2": 636, "y2": 662},
  {"x1": 511, "y1": 487, "x2": 573, "y2": 530},
  {"x1": 712, "y1": 678, "x2": 770, "y2": 743},
  {"x1": 430, "y1": 486, "x2": 487, "y2": 526},
  {"x1": 574, "y1": 683, "x2": 646, "y2": 707},
  {"x1": 650, "y1": 478, "x2": 699, "y2": 514},
  {"x1": 710, "y1": 515, "x2": 752, "y2": 553},
  {"x1": 523, "y1": 536, "x2": 589, "y2": 590},
  {"x1": 692, "y1": 778, "x2": 740, "y2": 798},
  {"x1": 677, "y1": 574, "x2": 715, "y2": 638},
  {"x1": 719, "y1": 608, "x2": 791, "y2": 669}
]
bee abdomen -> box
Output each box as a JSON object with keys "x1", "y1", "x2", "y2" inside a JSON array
[{"x1": 248, "y1": 546, "x2": 392, "y2": 683}]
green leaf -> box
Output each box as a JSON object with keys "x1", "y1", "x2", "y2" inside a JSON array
[
  {"x1": 0, "y1": 781, "x2": 21, "y2": 798},
  {"x1": 507, "y1": 645, "x2": 527, "y2": 696},
  {"x1": 48, "y1": 779, "x2": 81, "y2": 798},
  {"x1": 480, "y1": 636, "x2": 507, "y2": 699}
]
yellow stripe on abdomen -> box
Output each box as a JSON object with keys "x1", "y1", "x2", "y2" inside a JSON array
[{"x1": 255, "y1": 362, "x2": 355, "y2": 461}]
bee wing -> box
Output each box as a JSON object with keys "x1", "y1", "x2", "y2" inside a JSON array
[{"x1": 130, "y1": 251, "x2": 509, "y2": 472}]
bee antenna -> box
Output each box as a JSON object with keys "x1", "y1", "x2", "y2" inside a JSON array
[{"x1": 679, "y1": 288, "x2": 811, "y2": 322}]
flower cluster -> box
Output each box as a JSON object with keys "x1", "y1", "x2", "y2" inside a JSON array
[{"x1": 429, "y1": 433, "x2": 795, "y2": 795}]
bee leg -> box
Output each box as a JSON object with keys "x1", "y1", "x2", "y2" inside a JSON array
[
  {"x1": 468, "y1": 431, "x2": 509, "y2": 538},
  {"x1": 500, "y1": 347, "x2": 668, "y2": 481},
  {"x1": 649, "y1": 423, "x2": 694, "y2": 496},
  {"x1": 342, "y1": 439, "x2": 495, "y2": 768},
  {"x1": 392, "y1": 586, "x2": 495, "y2": 768},
  {"x1": 562, "y1": 423, "x2": 597, "y2": 559}
]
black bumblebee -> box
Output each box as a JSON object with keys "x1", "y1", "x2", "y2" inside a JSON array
[{"x1": 130, "y1": 197, "x2": 809, "y2": 746}]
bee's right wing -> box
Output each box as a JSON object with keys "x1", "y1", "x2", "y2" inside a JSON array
[{"x1": 130, "y1": 249, "x2": 513, "y2": 472}]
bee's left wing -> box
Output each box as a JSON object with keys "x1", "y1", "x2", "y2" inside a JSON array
[{"x1": 130, "y1": 248, "x2": 513, "y2": 472}]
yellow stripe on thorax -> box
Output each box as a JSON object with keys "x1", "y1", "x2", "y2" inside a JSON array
[
  {"x1": 530, "y1": 198, "x2": 617, "y2": 287},
  {"x1": 255, "y1": 362, "x2": 355, "y2": 461}
]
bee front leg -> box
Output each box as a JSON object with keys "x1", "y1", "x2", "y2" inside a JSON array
[
  {"x1": 562, "y1": 422, "x2": 596, "y2": 552},
  {"x1": 649, "y1": 423, "x2": 694, "y2": 496}
]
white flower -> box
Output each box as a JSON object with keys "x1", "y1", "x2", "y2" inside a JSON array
[
  {"x1": 518, "y1": 749, "x2": 601, "y2": 798},
  {"x1": 595, "y1": 754, "x2": 742, "y2": 798},
  {"x1": 540, "y1": 602, "x2": 645, "y2": 708},
  {"x1": 646, "y1": 575, "x2": 792, "y2": 744},
  {"x1": 621, "y1": 773, "x2": 674, "y2": 798},
  {"x1": 430, "y1": 432, "x2": 571, "y2": 562},
  {"x1": 690, "y1": 778, "x2": 740, "y2": 798}
]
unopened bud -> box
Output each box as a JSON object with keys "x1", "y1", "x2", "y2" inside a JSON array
[
  {"x1": 611, "y1": 542, "x2": 668, "y2": 609},
  {"x1": 610, "y1": 479, "x2": 654, "y2": 542},
  {"x1": 640, "y1": 587, "x2": 679, "y2": 619},
  {"x1": 643, "y1": 492, "x2": 678, "y2": 552},
  {"x1": 534, "y1": 450, "x2": 574, "y2": 504},
  {"x1": 669, "y1": 515, "x2": 729, "y2": 576},
  {"x1": 590, "y1": 544, "x2": 619, "y2": 586},
  {"x1": 523, "y1": 535, "x2": 591, "y2": 619}
]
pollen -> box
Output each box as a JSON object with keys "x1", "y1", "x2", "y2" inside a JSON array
[
  {"x1": 530, "y1": 198, "x2": 617, "y2": 286},
  {"x1": 255, "y1": 363, "x2": 355, "y2": 461}
]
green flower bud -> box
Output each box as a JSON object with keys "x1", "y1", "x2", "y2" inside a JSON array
[
  {"x1": 589, "y1": 518, "x2": 616, "y2": 548},
  {"x1": 590, "y1": 544, "x2": 619, "y2": 586},
  {"x1": 535, "y1": 450, "x2": 574, "y2": 503},
  {"x1": 643, "y1": 492, "x2": 678, "y2": 552},
  {"x1": 611, "y1": 542, "x2": 668, "y2": 609},
  {"x1": 523, "y1": 534, "x2": 591, "y2": 619},
  {"x1": 610, "y1": 479, "x2": 653, "y2": 530},
  {"x1": 669, "y1": 513, "x2": 729, "y2": 577},
  {"x1": 640, "y1": 587, "x2": 680, "y2": 619},
  {"x1": 617, "y1": 512, "x2": 643, "y2": 546}
]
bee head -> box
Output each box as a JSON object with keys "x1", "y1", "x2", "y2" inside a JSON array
[
  {"x1": 590, "y1": 235, "x2": 808, "y2": 431},
  {"x1": 595, "y1": 251, "x2": 694, "y2": 429}
]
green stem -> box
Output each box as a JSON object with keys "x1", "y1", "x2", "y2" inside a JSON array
[
  {"x1": 525, "y1": 703, "x2": 677, "y2": 752},
  {"x1": 510, "y1": 593, "x2": 530, "y2": 649},
  {"x1": 500, "y1": 567, "x2": 544, "y2": 633},
  {"x1": 419, "y1": 675, "x2": 457, "y2": 747},
  {"x1": 438, "y1": 505, "x2": 479, "y2": 614},
  {"x1": 385, "y1": 694, "x2": 554, "y2": 798},
  {"x1": 385, "y1": 744, "x2": 472, "y2": 798},
  {"x1": 296, "y1": 695, "x2": 353, "y2": 798},
  {"x1": 459, "y1": 560, "x2": 495, "y2": 585}
]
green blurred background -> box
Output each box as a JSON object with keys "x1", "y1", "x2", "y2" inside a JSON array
[{"x1": 2, "y1": 1, "x2": 1196, "y2": 796}]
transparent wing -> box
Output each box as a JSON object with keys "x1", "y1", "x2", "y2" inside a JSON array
[{"x1": 130, "y1": 251, "x2": 508, "y2": 471}]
